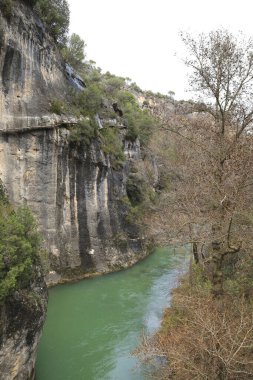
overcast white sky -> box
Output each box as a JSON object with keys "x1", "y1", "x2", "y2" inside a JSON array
[{"x1": 69, "y1": 0, "x2": 253, "y2": 100}]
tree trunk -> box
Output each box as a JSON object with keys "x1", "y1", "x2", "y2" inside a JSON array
[
  {"x1": 192, "y1": 242, "x2": 199, "y2": 264},
  {"x1": 211, "y1": 235, "x2": 224, "y2": 298}
]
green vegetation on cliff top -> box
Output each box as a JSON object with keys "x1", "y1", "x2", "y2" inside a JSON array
[
  {"x1": 50, "y1": 49, "x2": 156, "y2": 167},
  {"x1": 0, "y1": 0, "x2": 70, "y2": 44},
  {"x1": 0, "y1": 0, "x2": 159, "y2": 164}
]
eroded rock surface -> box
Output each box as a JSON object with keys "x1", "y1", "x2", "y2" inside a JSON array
[
  {"x1": 0, "y1": 265, "x2": 48, "y2": 380},
  {"x1": 0, "y1": 128, "x2": 146, "y2": 284},
  {"x1": 0, "y1": 2, "x2": 149, "y2": 285},
  {"x1": 0, "y1": 1, "x2": 75, "y2": 133}
]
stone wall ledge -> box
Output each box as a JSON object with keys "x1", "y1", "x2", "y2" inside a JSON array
[{"x1": 0, "y1": 114, "x2": 81, "y2": 134}]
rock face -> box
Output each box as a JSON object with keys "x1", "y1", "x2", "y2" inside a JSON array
[
  {"x1": 0, "y1": 2, "x2": 148, "y2": 283},
  {"x1": 0, "y1": 1, "x2": 72, "y2": 132},
  {"x1": 0, "y1": 265, "x2": 48, "y2": 380},
  {"x1": 0, "y1": 128, "x2": 146, "y2": 284},
  {"x1": 0, "y1": 2, "x2": 149, "y2": 379}
]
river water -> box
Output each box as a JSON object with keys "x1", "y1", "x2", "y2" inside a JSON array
[{"x1": 36, "y1": 247, "x2": 189, "y2": 380}]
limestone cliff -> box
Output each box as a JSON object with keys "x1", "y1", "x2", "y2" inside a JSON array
[
  {"x1": 0, "y1": 2, "x2": 148, "y2": 285},
  {"x1": 0, "y1": 128, "x2": 146, "y2": 285},
  {"x1": 0, "y1": 0, "x2": 74, "y2": 132}
]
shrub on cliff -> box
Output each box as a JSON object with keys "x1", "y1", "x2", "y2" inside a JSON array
[
  {"x1": 120, "y1": 92, "x2": 154, "y2": 143},
  {"x1": 68, "y1": 118, "x2": 98, "y2": 146},
  {"x1": 68, "y1": 63, "x2": 155, "y2": 167},
  {"x1": 103, "y1": 73, "x2": 126, "y2": 98},
  {"x1": 35, "y1": 0, "x2": 70, "y2": 45},
  {"x1": 0, "y1": 0, "x2": 13, "y2": 20},
  {"x1": 0, "y1": 204, "x2": 42, "y2": 304},
  {"x1": 73, "y1": 83, "x2": 105, "y2": 116},
  {"x1": 49, "y1": 99, "x2": 67, "y2": 115},
  {"x1": 1, "y1": 0, "x2": 69, "y2": 44},
  {"x1": 22, "y1": 0, "x2": 39, "y2": 6},
  {"x1": 61, "y1": 33, "x2": 86, "y2": 71},
  {"x1": 99, "y1": 126, "x2": 125, "y2": 168}
]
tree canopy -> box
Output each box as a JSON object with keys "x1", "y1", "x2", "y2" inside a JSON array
[
  {"x1": 147, "y1": 30, "x2": 253, "y2": 297},
  {"x1": 61, "y1": 33, "x2": 86, "y2": 70},
  {"x1": 35, "y1": 0, "x2": 70, "y2": 45},
  {"x1": 182, "y1": 30, "x2": 253, "y2": 136}
]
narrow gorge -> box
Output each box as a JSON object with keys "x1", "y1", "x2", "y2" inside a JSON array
[
  {"x1": 0, "y1": 2, "x2": 157, "y2": 378},
  {"x1": 3, "y1": 2, "x2": 251, "y2": 380}
]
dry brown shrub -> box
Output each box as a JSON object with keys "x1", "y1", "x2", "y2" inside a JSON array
[{"x1": 136, "y1": 293, "x2": 253, "y2": 380}]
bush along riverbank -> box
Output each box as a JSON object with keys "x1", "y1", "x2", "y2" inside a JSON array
[{"x1": 136, "y1": 260, "x2": 253, "y2": 380}]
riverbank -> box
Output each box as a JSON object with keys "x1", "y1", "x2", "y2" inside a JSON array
[
  {"x1": 137, "y1": 263, "x2": 253, "y2": 379},
  {"x1": 45, "y1": 249, "x2": 151, "y2": 287}
]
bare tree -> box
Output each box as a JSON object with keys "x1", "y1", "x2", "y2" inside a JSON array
[
  {"x1": 146, "y1": 30, "x2": 253, "y2": 297},
  {"x1": 135, "y1": 30, "x2": 253, "y2": 379},
  {"x1": 136, "y1": 292, "x2": 253, "y2": 380}
]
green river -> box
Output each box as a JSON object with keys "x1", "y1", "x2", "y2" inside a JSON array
[{"x1": 36, "y1": 247, "x2": 189, "y2": 380}]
